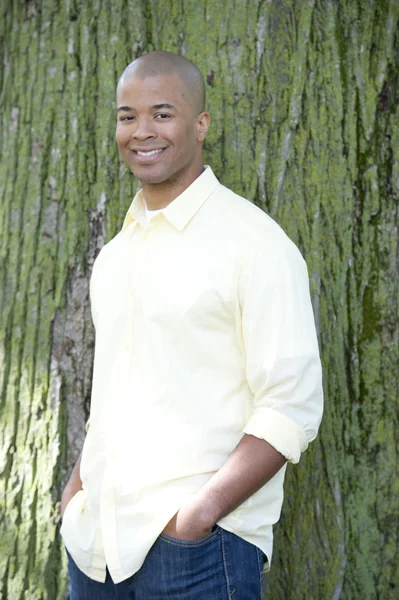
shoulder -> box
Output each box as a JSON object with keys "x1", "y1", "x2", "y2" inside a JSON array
[
  {"x1": 91, "y1": 231, "x2": 125, "y2": 278},
  {"x1": 213, "y1": 183, "x2": 306, "y2": 268}
]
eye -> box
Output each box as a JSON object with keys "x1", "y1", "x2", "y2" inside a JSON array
[
  {"x1": 119, "y1": 115, "x2": 135, "y2": 122},
  {"x1": 155, "y1": 113, "x2": 171, "y2": 120}
]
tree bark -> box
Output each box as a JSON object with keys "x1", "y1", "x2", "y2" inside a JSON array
[{"x1": 0, "y1": 1, "x2": 398, "y2": 598}]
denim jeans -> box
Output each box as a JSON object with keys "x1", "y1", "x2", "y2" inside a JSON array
[{"x1": 67, "y1": 525, "x2": 267, "y2": 599}]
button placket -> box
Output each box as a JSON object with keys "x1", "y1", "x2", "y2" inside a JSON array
[{"x1": 126, "y1": 226, "x2": 150, "y2": 358}]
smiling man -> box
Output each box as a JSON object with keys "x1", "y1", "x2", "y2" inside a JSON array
[
  {"x1": 115, "y1": 56, "x2": 208, "y2": 201},
  {"x1": 60, "y1": 51, "x2": 323, "y2": 599}
]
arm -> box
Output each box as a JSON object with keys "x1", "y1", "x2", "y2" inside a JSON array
[
  {"x1": 164, "y1": 240, "x2": 323, "y2": 539},
  {"x1": 163, "y1": 434, "x2": 286, "y2": 539},
  {"x1": 60, "y1": 451, "x2": 83, "y2": 518}
]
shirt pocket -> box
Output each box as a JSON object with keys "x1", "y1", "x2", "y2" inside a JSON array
[
  {"x1": 185, "y1": 287, "x2": 233, "y2": 329},
  {"x1": 142, "y1": 272, "x2": 232, "y2": 329}
]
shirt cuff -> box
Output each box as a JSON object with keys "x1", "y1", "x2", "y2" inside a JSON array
[{"x1": 243, "y1": 407, "x2": 309, "y2": 464}]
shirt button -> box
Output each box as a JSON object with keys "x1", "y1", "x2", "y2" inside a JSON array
[
  {"x1": 130, "y1": 288, "x2": 135, "y2": 296},
  {"x1": 124, "y1": 344, "x2": 130, "y2": 351}
]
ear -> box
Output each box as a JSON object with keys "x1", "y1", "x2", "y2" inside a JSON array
[{"x1": 196, "y1": 112, "x2": 211, "y2": 142}]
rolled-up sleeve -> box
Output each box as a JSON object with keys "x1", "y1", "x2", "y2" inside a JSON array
[{"x1": 240, "y1": 239, "x2": 323, "y2": 464}]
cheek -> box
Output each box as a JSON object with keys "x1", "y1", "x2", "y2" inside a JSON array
[
  {"x1": 116, "y1": 127, "x2": 131, "y2": 149},
  {"x1": 172, "y1": 128, "x2": 197, "y2": 155}
]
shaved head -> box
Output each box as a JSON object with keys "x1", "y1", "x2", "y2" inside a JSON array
[
  {"x1": 117, "y1": 51, "x2": 206, "y2": 115},
  {"x1": 115, "y1": 51, "x2": 211, "y2": 196}
]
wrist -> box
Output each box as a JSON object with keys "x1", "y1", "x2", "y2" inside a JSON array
[{"x1": 194, "y1": 488, "x2": 225, "y2": 529}]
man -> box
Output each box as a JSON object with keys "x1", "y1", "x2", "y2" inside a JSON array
[{"x1": 60, "y1": 50, "x2": 323, "y2": 599}]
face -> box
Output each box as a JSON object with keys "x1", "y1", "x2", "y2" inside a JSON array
[{"x1": 116, "y1": 72, "x2": 209, "y2": 189}]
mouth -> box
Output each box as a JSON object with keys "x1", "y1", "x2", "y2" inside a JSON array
[{"x1": 130, "y1": 148, "x2": 166, "y2": 163}]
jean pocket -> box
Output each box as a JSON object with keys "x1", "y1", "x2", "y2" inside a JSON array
[
  {"x1": 159, "y1": 525, "x2": 220, "y2": 547},
  {"x1": 256, "y1": 547, "x2": 267, "y2": 581}
]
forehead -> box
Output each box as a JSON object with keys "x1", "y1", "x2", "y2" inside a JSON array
[{"x1": 117, "y1": 73, "x2": 190, "y2": 108}]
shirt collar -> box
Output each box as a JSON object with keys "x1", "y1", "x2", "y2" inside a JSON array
[{"x1": 121, "y1": 165, "x2": 220, "y2": 233}]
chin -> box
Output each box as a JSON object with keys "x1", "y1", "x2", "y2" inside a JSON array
[
  {"x1": 135, "y1": 173, "x2": 169, "y2": 185},
  {"x1": 131, "y1": 167, "x2": 173, "y2": 185}
]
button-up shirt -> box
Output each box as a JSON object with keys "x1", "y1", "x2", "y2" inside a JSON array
[{"x1": 60, "y1": 166, "x2": 323, "y2": 583}]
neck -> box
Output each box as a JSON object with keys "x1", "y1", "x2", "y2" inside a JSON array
[{"x1": 141, "y1": 163, "x2": 205, "y2": 211}]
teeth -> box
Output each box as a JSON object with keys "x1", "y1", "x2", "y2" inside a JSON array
[{"x1": 136, "y1": 149, "x2": 163, "y2": 156}]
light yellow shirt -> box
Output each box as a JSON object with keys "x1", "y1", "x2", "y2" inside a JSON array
[{"x1": 60, "y1": 166, "x2": 323, "y2": 584}]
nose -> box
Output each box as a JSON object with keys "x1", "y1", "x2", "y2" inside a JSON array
[{"x1": 132, "y1": 117, "x2": 157, "y2": 141}]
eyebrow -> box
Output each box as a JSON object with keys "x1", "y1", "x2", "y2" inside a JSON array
[
  {"x1": 117, "y1": 103, "x2": 177, "y2": 112},
  {"x1": 152, "y1": 103, "x2": 176, "y2": 110}
]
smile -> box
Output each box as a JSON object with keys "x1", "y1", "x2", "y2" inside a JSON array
[
  {"x1": 136, "y1": 149, "x2": 164, "y2": 157},
  {"x1": 130, "y1": 148, "x2": 166, "y2": 164}
]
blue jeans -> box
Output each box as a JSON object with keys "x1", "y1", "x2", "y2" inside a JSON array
[{"x1": 67, "y1": 525, "x2": 267, "y2": 599}]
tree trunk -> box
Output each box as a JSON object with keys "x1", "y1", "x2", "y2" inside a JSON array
[{"x1": 0, "y1": 1, "x2": 398, "y2": 598}]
